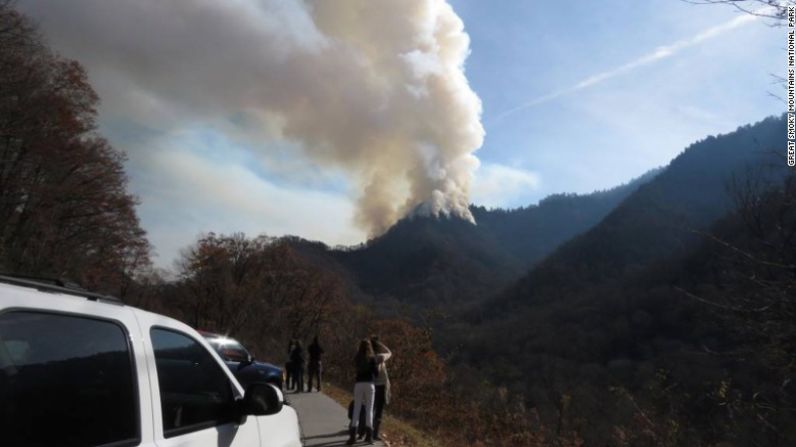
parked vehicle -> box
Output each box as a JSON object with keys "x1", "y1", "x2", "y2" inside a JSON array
[
  {"x1": 0, "y1": 275, "x2": 302, "y2": 447},
  {"x1": 201, "y1": 331, "x2": 284, "y2": 389}
]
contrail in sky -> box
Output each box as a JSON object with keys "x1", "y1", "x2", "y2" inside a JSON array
[{"x1": 492, "y1": 11, "x2": 760, "y2": 123}]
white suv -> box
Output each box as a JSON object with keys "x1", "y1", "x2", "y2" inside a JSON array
[{"x1": 0, "y1": 275, "x2": 303, "y2": 447}]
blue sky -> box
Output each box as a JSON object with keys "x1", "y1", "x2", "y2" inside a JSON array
[
  {"x1": 21, "y1": 0, "x2": 783, "y2": 268},
  {"x1": 454, "y1": 0, "x2": 782, "y2": 203}
]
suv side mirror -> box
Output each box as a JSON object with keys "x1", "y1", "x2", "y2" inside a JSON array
[{"x1": 239, "y1": 383, "x2": 283, "y2": 419}]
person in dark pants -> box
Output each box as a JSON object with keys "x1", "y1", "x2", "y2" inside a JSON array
[
  {"x1": 307, "y1": 335, "x2": 324, "y2": 392},
  {"x1": 286, "y1": 339, "x2": 296, "y2": 390},
  {"x1": 290, "y1": 340, "x2": 305, "y2": 392},
  {"x1": 371, "y1": 336, "x2": 392, "y2": 441}
]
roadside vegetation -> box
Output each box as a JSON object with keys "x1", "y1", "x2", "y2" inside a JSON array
[{"x1": 323, "y1": 383, "x2": 442, "y2": 447}]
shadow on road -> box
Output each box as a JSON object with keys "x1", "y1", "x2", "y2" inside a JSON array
[
  {"x1": 290, "y1": 392, "x2": 385, "y2": 446},
  {"x1": 303, "y1": 430, "x2": 350, "y2": 440}
]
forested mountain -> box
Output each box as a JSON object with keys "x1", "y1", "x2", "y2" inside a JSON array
[
  {"x1": 477, "y1": 115, "x2": 785, "y2": 320},
  {"x1": 321, "y1": 169, "x2": 660, "y2": 313},
  {"x1": 321, "y1": 117, "x2": 782, "y2": 320},
  {"x1": 454, "y1": 115, "x2": 792, "y2": 445},
  {"x1": 283, "y1": 116, "x2": 790, "y2": 445}
]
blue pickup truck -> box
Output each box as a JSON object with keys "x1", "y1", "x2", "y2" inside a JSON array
[{"x1": 200, "y1": 331, "x2": 283, "y2": 389}]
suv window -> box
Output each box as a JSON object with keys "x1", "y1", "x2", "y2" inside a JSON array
[
  {"x1": 151, "y1": 328, "x2": 236, "y2": 437},
  {"x1": 0, "y1": 311, "x2": 138, "y2": 447}
]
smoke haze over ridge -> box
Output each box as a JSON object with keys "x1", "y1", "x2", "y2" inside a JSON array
[{"x1": 21, "y1": 0, "x2": 485, "y2": 236}]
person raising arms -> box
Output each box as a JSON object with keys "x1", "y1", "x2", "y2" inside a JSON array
[{"x1": 347, "y1": 339, "x2": 378, "y2": 445}]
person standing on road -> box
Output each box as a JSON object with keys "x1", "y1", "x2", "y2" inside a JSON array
[
  {"x1": 285, "y1": 338, "x2": 296, "y2": 390},
  {"x1": 286, "y1": 339, "x2": 296, "y2": 390},
  {"x1": 347, "y1": 339, "x2": 378, "y2": 445},
  {"x1": 290, "y1": 340, "x2": 306, "y2": 392},
  {"x1": 307, "y1": 335, "x2": 324, "y2": 392},
  {"x1": 371, "y1": 336, "x2": 392, "y2": 441}
]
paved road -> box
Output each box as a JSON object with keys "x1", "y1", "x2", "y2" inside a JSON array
[{"x1": 288, "y1": 391, "x2": 386, "y2": 447}]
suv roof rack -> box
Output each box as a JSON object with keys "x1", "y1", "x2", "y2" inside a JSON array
[{"x1": 0, "y1": 274, "x2": 123, "y2": 304}]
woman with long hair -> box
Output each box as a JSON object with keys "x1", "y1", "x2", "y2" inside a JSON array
[{"x1": 347, "y1": 339, "x2": 378, "y2": 445}]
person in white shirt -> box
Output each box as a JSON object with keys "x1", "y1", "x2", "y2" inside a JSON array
[{"x1": 371, "y1": 336, "x2": 392, "y2": 441}]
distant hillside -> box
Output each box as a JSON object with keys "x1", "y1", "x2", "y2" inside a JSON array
[
  {"x1": 456, "y1": 115, "x2": 790, "y2": 445},
  {"x1": 479, "y1": 115, "x2": 786, "y2": 319},
  {"x1": 321, "y1": 169, "x2": 659, "y2": 313}
]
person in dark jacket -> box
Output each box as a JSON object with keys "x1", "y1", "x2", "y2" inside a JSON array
[
  {"x1": 346, "y1": 339, "x2": 377, "y2": 445},
  {"x1": 289, "y1": 340, "x2": 305, "y2": 393},
  {"x1": 307, "y1": 335, "x2": 324, "y2": 392},
  {"x1": 286, "y1": 339, "x2": 296, "y2": 390}
]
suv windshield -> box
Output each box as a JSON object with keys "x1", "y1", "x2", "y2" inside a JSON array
[{"x1": 207, "y1": 338, "x2": 251, "y2": 363}]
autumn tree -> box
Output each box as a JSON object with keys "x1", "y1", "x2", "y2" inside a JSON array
[
  {"x1": 173, "y1": 233, "x2": 350, "y2": 361},
  {"x1": 674, "y1": 172, "x2": 796, "y2": 443},
  {"x1": 0, "y1": 2, "x2": 150, "y2": 293}
]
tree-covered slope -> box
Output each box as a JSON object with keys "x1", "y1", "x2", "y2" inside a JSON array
[
  {"x1": 455, "y1": 115, "x2": 790, "y2": 445},
  {"x1": 482, "y1": 115, "x2": 787, "y2": 318},
  {"x1": 329, "y1": 169, "x2": 659, "y2": 311}
]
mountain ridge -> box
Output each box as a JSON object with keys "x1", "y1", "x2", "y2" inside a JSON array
[{"x1": 301, "y1": 168, "x2": 663, "y2": 314}]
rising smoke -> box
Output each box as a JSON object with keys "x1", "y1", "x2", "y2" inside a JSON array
[{"x1": 21, "y1": 0, "x2": 485, "y2": 236}]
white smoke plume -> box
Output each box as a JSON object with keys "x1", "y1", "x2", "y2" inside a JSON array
[{"x1": 20, "y1": 0, "x2": 485, "y2": 236}]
